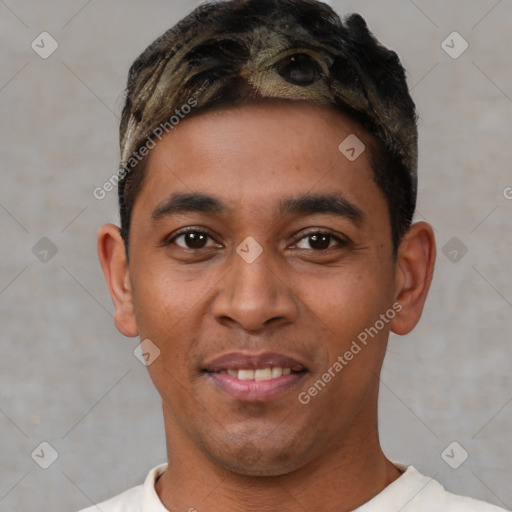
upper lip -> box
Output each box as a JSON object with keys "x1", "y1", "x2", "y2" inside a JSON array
[{"x1": 203, "y1": 351, "x2": 307, "y2": 372}]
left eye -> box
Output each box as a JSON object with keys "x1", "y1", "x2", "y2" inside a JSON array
[
  {"x1": 294, "y1": 232, "x2": 346, "y2": 251},
  {"x1": 172, "y1": 231, "x2": 218, "y2": 250}
]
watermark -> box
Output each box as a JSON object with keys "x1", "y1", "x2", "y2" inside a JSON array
[
  {"x1": 441, "y1": 32, "x2": 469, "y2": 60},
  {"x1": 236, "y1": 236, "x2": 263, "y2": 264},
  {"x1": 31, "y1": 32, "x2": 59, "y2": 59},
  {"x1": 93, "y1": 97, "x2": 198, "y2": 200},
  {"x1": 504, "y1": 187, "x2": 512, "y2": 200},
  {"x1": 338, "y1": 134, "x2": 366, "y2": 162},
  {"x1": 298, "y1": 302, "x2": 402, "y2": 405},
  {"x1": 31, "y1": 441, "x2": 59, "y2": 469},
  {"x1": 442, "y1": 236, "x2": 468, "y2": 264},
  {"x1": 441, "y1": 441, "x2": 469, "y2": 469},
  {"x1": 32, "y1": 237, "x2": 58, "y2": 263},
  {"x1": 134, "y1": 339, "x2": 161, "y2": 366}
]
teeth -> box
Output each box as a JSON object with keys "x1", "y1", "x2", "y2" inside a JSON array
[
  {"x1": 224, "y1": 367, "x2": 294, "y2": 381},
  {"x1": 271, "y1": 367, "x2": 283, "y2": 378},
  {"x1": 254, "y1": 368, "x2": 272, "y2": 381},
  {"x1": 238, "y1": 369, "x2": 255, "y2": 380}
]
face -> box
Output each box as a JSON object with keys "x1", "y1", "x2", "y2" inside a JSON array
[{"x1": 114, "y1": 102, "x2": 405, "y2": 475}]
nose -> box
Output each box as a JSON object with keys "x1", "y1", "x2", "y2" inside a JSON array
[{"x1": 211, "y1": 245, "x2": 299, "y2": 333}]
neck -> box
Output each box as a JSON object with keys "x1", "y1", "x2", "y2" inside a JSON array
[{"x1": 155, "y1": 405, "x2": 402, "y2": 512}]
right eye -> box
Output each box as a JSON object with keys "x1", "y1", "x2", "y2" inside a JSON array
[{"x1": 166, "y1": 228, "x2": 221, "y2": 251}]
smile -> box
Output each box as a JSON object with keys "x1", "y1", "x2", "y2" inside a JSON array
[
  {"x1": 202, "y1": 351, "x2": 308, "y2": 401},
  {"x1": 219, "y1": 367, "x2": 292, "y2": 381}
]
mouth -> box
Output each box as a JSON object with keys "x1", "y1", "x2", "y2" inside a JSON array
[
  {"x1": 202, "y1": 351, "x2": 308, "y2": 402},
  {"x1": 218, "y1": 367, "x2": 294, "y2": 380}
]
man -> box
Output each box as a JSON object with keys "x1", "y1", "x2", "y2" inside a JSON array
[{"x1": 84, "y1": 0, "x2": 508, "y2": 510}]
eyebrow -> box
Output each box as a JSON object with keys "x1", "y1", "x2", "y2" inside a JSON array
[{"x1": 152, "y1": 192, "x2": 365, "y2": 226}]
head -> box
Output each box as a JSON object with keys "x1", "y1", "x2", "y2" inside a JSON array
[
  {"x1": 117, "y1": 0, "x2": 419, "y2": 259},
  {"x1": 98, "y1": 0, "x2": 435, "y2": 477}
]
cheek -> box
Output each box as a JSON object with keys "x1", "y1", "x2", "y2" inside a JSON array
[
  {"x1": 130, "y1": 261, "x2": 225, "y2": 371},
  {"x1": 130, "y1": 271, "x2": 199, "y2": 405},
  {"x1": 131, "y1": 257, "x2": 204, "y2": 324},
  {"x1": 302, "y1": 268, "x2": 393, "y2": 409},
  {"x1": 305, "y1": 263, "x2": 392, "y2": 340},
  {"x1": 130, "y1": 264, "x2": 194, "y2": 356}
]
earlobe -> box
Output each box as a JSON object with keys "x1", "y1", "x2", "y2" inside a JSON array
[
  {"x1": 390, "y1": 221, "x2": 436, "y2": 336},
  {"x1": 97, "y1": 224, "x2": 139, "y2": 338}
]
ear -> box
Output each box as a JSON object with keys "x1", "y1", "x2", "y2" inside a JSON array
[
  {"x1": 97, "y1": 224, "x2": 139, "y2": 338},
  {"x1": 390, "y1": 221, "x2": 436, "y2": 335}
]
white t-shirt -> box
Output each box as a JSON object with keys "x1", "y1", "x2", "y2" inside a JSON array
[{"x1": 79, "y1": 462, "x2": 509, "y2": 512}]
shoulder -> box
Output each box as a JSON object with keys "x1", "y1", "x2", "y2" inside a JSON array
[
  {"x1": 78, "y1": 484, "x2": 143, "y2": 512},
  {"x1": 442, "y1": 493, "x2": 509, "y2": 512},
  {"x1": 388, "y1": 465, "x2": 509, "y2": 512},
  {"x1": 77, "y1": 463, "x2": 168, "y2": 512},
  {"x1": 424, "y1": 480, "x2": 508, "y2": 512}
]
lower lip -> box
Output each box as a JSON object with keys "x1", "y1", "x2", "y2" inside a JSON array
[{"x1": 207, "y1": 372, "x2": 306, "y2": 402}]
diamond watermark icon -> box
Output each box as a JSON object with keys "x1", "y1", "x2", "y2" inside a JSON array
[
  {"x1": 441, "y1": 441, "x2": 469, "y2": 469},
  {"x1": 236, "y1": 237, "x2": 263, "y2": 264},
  {"x1": 31, "y1": 32, "x2": 59, "y2": 59},
  {"x1": 31, "y1": 441, "x2": 59, "y2": 469},
  {"x1": 32, "y1": 237, "x2": 58, "y2": 263},
  {"x1": 338, "y1": 134, "x2": 366, "y2": 162},
  {"x1": 442, "y1": 236, "x2": 468, "y2": 263},
  {"x1": 441, "y1": 32, "x2": 468, "y2": 59},
  {"x1": 134, "y1": 339, "x2": 161, "y2": 366}
]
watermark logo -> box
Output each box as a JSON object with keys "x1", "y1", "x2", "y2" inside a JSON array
[
  {"x1": 442, "y1": 236, "x2": 468, "y2": 263},
  {"x1": 441, "y1": 441, "x2": 469, "y2": 469},
  {"x1": 441, "y1": 32, "x2": 469, "y2": 60},
  {"x1": 134, "y1": 339, "x2": 161, "y2": 366},
  {"x1": 32, "y1": 237, "x2": 58, "y2": 263},
  {"x1": 338, "y1": 134, "x2": 366, "y2": 162},
  {"x1": 298, "y1": 302, "x2": 402, "y2": 405},
  {"x1": 31, "y1": 441, "x2": 59, "y2": 469},
  {"x1": 236, "y1": 237, "x2": 263, "y2": 264},
  {"x1": 31, "y1": 32, "x2": 59, "y2": 59}
]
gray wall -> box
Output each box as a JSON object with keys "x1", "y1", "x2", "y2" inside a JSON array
[{"x1": 1, "y1": 1, "x2": 511, "y2": 510}]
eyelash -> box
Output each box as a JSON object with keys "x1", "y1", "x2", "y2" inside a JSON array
[{"x1": 165, "y1": 227, "x2": 350, "y2": 252}]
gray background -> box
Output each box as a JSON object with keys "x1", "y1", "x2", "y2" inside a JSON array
[{"x1": 1, "y1": 0, "x2": 511, "y2": 510}]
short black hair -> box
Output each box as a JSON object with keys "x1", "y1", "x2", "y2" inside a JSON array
[{"x1": 118, "y1": 0, "x2": 418, "y2": 257}]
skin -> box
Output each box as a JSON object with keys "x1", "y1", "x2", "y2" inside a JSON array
[{"x1": 98, "y1": 101, "x2": 436, "y2": 512}]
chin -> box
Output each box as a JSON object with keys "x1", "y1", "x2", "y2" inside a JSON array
[{"x1": 200, "y1": 433, "x2": 313, "y2": 477}]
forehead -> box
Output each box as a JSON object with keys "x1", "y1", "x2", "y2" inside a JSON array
[
  {"x1": 135, "y1": 101, "x2": 380, "y2": 217},
  {"x1": 148, "y1": 101, "x2": 372, "y2": 171}
]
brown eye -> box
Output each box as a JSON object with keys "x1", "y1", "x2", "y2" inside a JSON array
[
  {"x1": 294, "y1": 231, "x2": 349, "y2": 252},
  {"x1": 168, "y1": 229, "x2": 219, "y2": 250},
  {"x1": 307, "y1": 233, "x2": 332, "y2": 251},
  {"x1": 277, "y1": 53, "x2": 323, "y2": 86},
  {"x1": 179, "y1": 232, "x2": 209, "y2": 249}
]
